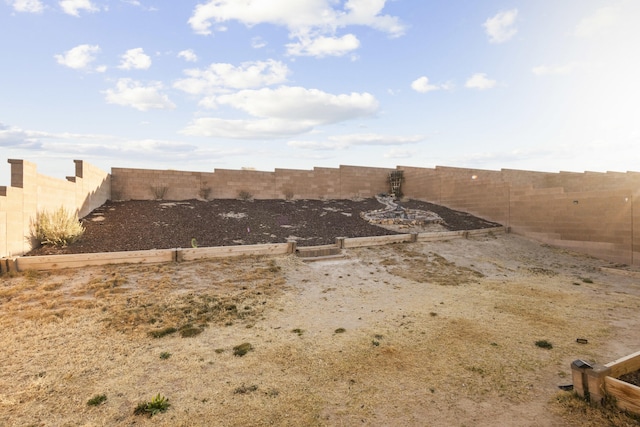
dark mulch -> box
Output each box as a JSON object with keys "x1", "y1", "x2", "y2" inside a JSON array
[
  {"x1": 27, "y1": 198, "x2": 501, "y2": 255},
  {"x1": 619, "y1": 370, "x2": 640, "y2": 388}
]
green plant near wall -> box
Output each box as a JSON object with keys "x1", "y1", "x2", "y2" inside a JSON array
[
  {"x1": 238, "y1": 190, "x2": 253, "y2": 201},
  {"x1": 150, "y1": 184, "x2": 169, "y2": 200},
  {"x1": 198, "y1": 181, "x2": 212, "y2": 200},
  {"x1": 31, "y1": 207, "x2": 85, "y2": 247}
]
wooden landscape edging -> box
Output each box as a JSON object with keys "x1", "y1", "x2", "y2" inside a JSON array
[
  {"x1": 177, "y1": 242, "x2": 293, "y2": 262},
  {"x1": 3, "y1": 226, "x2": 505, "y2": 273},
  {"x1": 14, "y1": 249, "x2": 176, "y2": 271},
  {"x1": 571, "y1": 349, "x2": 640, "y2": 416}
]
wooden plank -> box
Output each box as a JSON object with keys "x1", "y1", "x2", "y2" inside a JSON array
[
  {"x1": 7, "y1": 258, "x2": 18, "y2": 274},
  {"x1": 16, "y1": 249, "x2": 175, "y2": 271},
  {"x1": 606, "y1": 350, "x2": 640, "y2": 378},
  {"x1": 179, "y1": 243, "x2": 289, "y2": 261},
  {"x1": 604, "y1": 376, "x2": 640, "y2": 415},
  {"x1": 466, "y1": 227, "x2": 505, "y2": 236},
  {"x1": 343, "y1": 234, "x2": 413, "y2": 248},
  {"x1": 416, "y1": 230, "x2": 465, "y2": 242}
]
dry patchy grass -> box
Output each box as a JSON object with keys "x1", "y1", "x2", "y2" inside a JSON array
[{"x1": 1, "y1": 235, "x2": 640, "y2": 426}]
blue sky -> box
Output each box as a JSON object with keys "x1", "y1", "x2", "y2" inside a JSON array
[{"x1": 2, "y1": 0, "x2": 639, "y2": 183}]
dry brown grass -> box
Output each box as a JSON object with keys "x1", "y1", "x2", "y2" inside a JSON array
[{"x1": 1, "y1": 235, "x2": 640, "y2": 426}]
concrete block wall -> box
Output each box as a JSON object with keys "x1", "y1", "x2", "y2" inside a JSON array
[
  {"x1": 111, "y1": 165, "x2": 393, "y2": 201},
  {"x1": 4, "y1": 158, "x2": 640, "y2": 265},
  {"x1": 400, "y1": 165, "x2": 640, "y2": 265},
  {"x1": 0, "y1": 159, "x2": 110, "y2": 257},
  {"x1": 274, "y1": 167, "x2": 342, "y2": 199}
]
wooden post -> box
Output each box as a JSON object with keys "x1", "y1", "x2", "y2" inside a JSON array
[
  {"x1": 335, "y1": 237, "x2": 345, "y2": 249},
  {"x1": 286, "y1": 240, "x2": 297, "y2": 254},
  {"x1": 0, "y1": 258, "x2": 7, "y2": 275},
  {"x1": 586, "y1": 364, "x2": 612, "y2": 404},
  {"x1": 571, "y1": 360, "x2": 593, "y2": 399},
  {"x1": 6, "y1": 257, "x2": 18, "y2": 274}
]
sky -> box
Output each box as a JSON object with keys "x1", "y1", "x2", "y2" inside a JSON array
[{"x1": 2, "y1": 0, "x2": 640, "y2": 184}]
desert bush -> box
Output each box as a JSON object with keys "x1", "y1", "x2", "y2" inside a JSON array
[
  {"x1": 150, "y1": 185, "x2": 168, "y2": 200},
  {"x1": 134, "y1": 394, "x2": 170, "y2": 417},
  {"x1": 238, "y1": 190, "x2": 253, "y2": 201},
  {"x1": 32, "y1": 207, "x2": 85, "y2": 247},
  {"x1": 87, "y1": 394, "x2": 107, "y2": 406},
  {"x1": 198, "y1": 183, "x2": 212, "y2": 200}
]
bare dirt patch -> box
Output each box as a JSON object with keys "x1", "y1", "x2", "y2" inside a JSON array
[{"x1": 3, "y1": 234, "x2": 640, "y2": 426}]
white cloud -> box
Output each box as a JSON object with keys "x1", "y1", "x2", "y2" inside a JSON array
[
  {"x1": 182, "y1": 117, "x2": 315, "y2": 139},
  {"x1": 59, "y1": 0, "x2": 99, "y2": 16},
  {"x1": 118, "y1": 48, "x2": 152, "y2": 70},
  {"x1": 177, "y1": 49, "x2": 198, "y2": 62},
  {"x1": 182, "y1": 87, "x2": 379, "y2": 139},
  {"x1": 188, "y1": 0, "x2": 405, "y2": 58},
  {"x1": 288, "y1": 133, "x2": 423, "y2": 150},
  {"x1": 384, "y1": 148, "x2": 414, "y2": 159},
  {"x1": 174, "y1": 59, "x2": 290, "y2": 97},
  {"x1": 251, "y1": 36, "x2": 267, "y2": 49},
  {"x1": 0, "y1": 123, "x2": 43, "y2": 149},
  {"x1": 532, "y1": 63, "x2": 577, "y2": 76},
  {"x1": 465, "y1": 73, "x2": 496, "y2": 90},
  {"x1": 54, "y1": 44, "x2": 103, "y2": 71},
  {"x1": 483, "y1": 9, "x2": 518, "y2": 43},
  {"x1": 410, "y1": 76, "x2": 453, "y2": 93},
  {"x1": 216, "y1": 86, "x2": 378, "y2": 123},
  {"x1": 103, "y1": 78, "x2": 176, "y2": 111},
  {"x1": 286, "y1": 34, "x2": 360, "y2": 57},
  {"x1": 10, "y1": 0, "x2": 44, "y2": 13},
  {"x1": 574, "y1": 6, "x2": 619, "y2": 38}
]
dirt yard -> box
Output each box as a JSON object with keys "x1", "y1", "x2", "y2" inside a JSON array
[{"x1": 2, "y1": 233, "x2": 640, "y2": 426}]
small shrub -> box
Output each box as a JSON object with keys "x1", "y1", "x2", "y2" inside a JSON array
[
  {"x1": 292, "y1": 328, "x2": 304, "y2": 336},
  {"x1": 283, "y1": 188, "x2": 294, "y2": 200},
  {"x1": 32, "y1": 207, "x2": 85, "y2": 247},
  {"x1": 535, "y1": 340, "x2": 553, "y2": 349},
  {"x1": 134, "y1": 394, "x2": 170, "y2": 417},
  {"x1": 234, "y1": 384, "x2": 258, "y2": 394},
  {"x1": 87, "y1": 394, "x2": 107, "y2": 406},
  {"x1": 233, "y1": 342, "x2": 253, "y2": 357},
  {"x1": 238, "y1": 190, "x2": 253, "y2": 201},
  {"x1": 148, "y1": 327, "x2": 177, "y2": 338},
  {"x1": 180, "y1": 326, "x2": 203, "y2": 338},
  {"x1": 198, "y1": 183, "x2": 212, "y2": 200},
  {"x1": 150, "y1": 185, "x2": 168, "y2": 200},
  {"x1": 334, "y1": 328, "x2": 346, "y2": 334},
  {"x1": 159, "y1": 352, "x2": 171, "y2": 360}
]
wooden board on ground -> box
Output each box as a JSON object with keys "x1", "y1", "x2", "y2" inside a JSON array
[
  {"x1": 343, "y1": 234, "x2": 413, "y2": 248},
  {"x1": 178, "y1": 243, "x2": 290, "y2": 261},
  {"x1": 16, "y1": 249, "x2": 175, "y2": 271}
]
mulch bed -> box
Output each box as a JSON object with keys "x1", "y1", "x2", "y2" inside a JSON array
[
  {"x1": 27, "y1": 198, "x2": 500, "y2": 256},
  {"x1": 619, "y1": 370, "x2": 640, "y2": 388}
]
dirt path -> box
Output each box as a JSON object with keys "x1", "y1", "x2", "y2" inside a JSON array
[{"x1": 2, "y1": 234, "x2": 640, "y2": 426}]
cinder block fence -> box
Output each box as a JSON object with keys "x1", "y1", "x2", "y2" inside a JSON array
[{"x1": 2, "y1": 158, "x2": 639, "y2": 265}]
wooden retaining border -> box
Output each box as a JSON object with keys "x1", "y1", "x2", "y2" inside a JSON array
[
  {"x1": 15, "y1": 249, "x2": 176, "y2": 271},
  {"x1": 572, "y1": 350, "x2": 640, "y2": 416},
  {"x1": 177, "y1": 242, "x2": 294, "y2": 262},
  {"x1": 2, "y1": 226, "x2": 505, "y2": 273}
]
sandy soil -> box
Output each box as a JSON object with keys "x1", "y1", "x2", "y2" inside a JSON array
[{"x1": 2, "y1": 233, "x2": 640, "y2": 426}]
